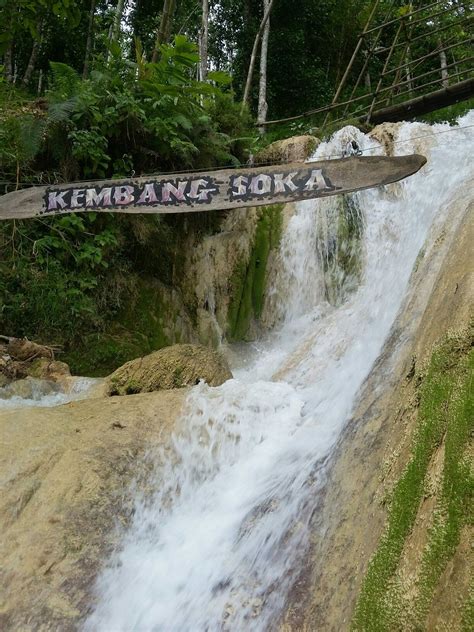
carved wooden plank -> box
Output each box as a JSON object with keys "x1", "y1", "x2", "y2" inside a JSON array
[{"x1": 0, "y1": 154, "x2": 426, "y2": 220}]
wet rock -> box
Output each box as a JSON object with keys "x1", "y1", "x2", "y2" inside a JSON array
[
  {"x1": 27, "y1": 358, "x2": 71, "y2": 382},
  {"x1": 0, "y1": 388, "x2": 185, "y2": 630},
  {"x1": 255, "y1": 135, "x2": 320, "y2": 165},
  {"x1": 107, "y1": 343, "x2": 233, "y2": 396},
  {"x1": 0, "y1": 377, "x2": 60, "y2": 401}
]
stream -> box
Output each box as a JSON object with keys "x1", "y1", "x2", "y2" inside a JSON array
[{"x1": 3, "y1": 114, "x2": 473, "y2": 631}]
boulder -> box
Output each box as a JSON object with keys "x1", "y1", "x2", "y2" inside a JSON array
[
  {"x1": 107, "y1": 343, "x2": 233, "y2": 396},
  {"x1": 27, "y1": 358, "x2": 71, "y2": 382},
  {"x1": 255, "y1": 135, "x2": 320, "y2": 165}
]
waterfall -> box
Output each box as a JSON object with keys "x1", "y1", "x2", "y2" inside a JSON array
[{"x1": 85, "y1": 114, "x2": 474, "y2": 631}]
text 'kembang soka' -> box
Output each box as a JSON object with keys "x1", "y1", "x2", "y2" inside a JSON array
[
  {"x1": 0, "y1": 155, "x2": 427, "y2": 219},
  {"x1": 43, "y1": 169, "x2": 336, "y2": 214}
]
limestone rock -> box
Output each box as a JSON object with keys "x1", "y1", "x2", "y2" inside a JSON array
[
  {"x1": 27, "y1": 358, "x2": 71, "y2": 382},
  {"x1": 107, "y1": 343, "x2": 233, "y2": 396},
  {"x1": 0, "y1": 377, "x2": 60, "y2": 400},
  {"x1": 0, "y1": 389, "x2": 185, "y2": 630},
  {"x1": 255, "y1": 135, "x2": 320, "y2": 165}
]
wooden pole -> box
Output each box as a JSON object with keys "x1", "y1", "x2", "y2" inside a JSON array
[
  {"x1": 363, "y1": 0, "x2": 460, "y2": 36},
  {"x1": 369, "y1": 77, "x2": 474, "y2": 124}
]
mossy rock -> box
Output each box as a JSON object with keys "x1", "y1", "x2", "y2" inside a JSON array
[
  {"x1": 228, "y1": 204, "x2": 283, "y2": 340},
  {"x1": 107, "y1": 343, "x2": 233, "y2": 396},
  {"x1": 255, "y1": 135, "x2": 320, "y2": 164}
]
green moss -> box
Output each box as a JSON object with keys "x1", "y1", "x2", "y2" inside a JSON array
[
  {"x1": 460, "y1": 586, "x2": 474, "y2": 632},
  {"x1": 228, "y1": 204, "x2": 283, "y2": 340},
  {"x1": 352, "y1": 324, "x2": 474, "y2": 632},
  {"x1": 64, "y1": 277, "x2": 174, "y2": 376}
]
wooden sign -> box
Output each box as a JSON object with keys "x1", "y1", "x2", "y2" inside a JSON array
[{"x1": 0, "y1": 154, "x2": 426, "y2": 220}]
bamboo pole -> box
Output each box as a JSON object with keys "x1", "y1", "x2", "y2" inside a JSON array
[
  {"x1": 366, "y1": 19, "x2": 404, "y2": 123},
  {"x1": 321, "y1": 0, "x2": 381, "y2": 127},
  {"x1": 371, "y1": 65, "x2": 474, "y2": 110},
  {"x1": 374, "y1": 15, "x2": 473, "y2": 55},
  {"x1": 384, "y1": 37, "x2": 472, "y2": 77},
  {"x1": 375, "y1": 54, "x2": 474, "y2": 97},
  {"x1": 362, "y1": 0, "x2": 459, "y2": 36},
  {"x1": 341, "y1": 27, "x2": 384, "y2": 118}
]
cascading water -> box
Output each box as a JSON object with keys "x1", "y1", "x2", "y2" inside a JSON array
[{"x1": 85, "y1": 114, "x2": 473, "y2": 631}]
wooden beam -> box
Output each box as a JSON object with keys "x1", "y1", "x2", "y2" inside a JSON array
[
  {"x1": 0, "y1": 156, "x2": 426, "y2": 220},
  {"x1": 368, "y1": 77, "x2": 474, "y2": 124}
]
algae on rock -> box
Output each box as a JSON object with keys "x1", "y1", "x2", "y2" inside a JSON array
[
  {"x1": 227, "y1": 204, "x2": 283, "y2": 341},
  {"x1": 320, "y1": 194, "x2": 364, "y2": 306}
]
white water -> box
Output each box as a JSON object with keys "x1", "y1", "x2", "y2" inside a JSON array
[
  {"x1": 0, "y1": 376, "x2": 99, "y2": 410},
  {"x1": 79, "y1": 114, "x2": 472, "y2": 631}
]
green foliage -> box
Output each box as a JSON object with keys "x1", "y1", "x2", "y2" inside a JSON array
[
  {"x1": 35, "y1": 36, "x2": 251, "y2": 179},
  {"x1": 0, "y1": 34, "x2": 253, "y2": 364},
  {"x1": 352, "y1": 324, "x2": 474, "y2": 631},
  {"x1": 0, "y1": 212, "x2": 123, "y2": 342}
]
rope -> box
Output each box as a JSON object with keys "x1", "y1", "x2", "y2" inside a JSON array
[{"x1": 3, "y1": 122, "x2": 474, "y2": 191}]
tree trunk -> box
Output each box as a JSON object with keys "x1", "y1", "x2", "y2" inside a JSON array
[
  {"x1": 152, "y1": 0, "x2": 177, "y2": 63},
  {"x1": 108, "y1": 0, "x2": 125, "y2": 60},
  {"x1": 257, "y1": 0, "x2": 271, "y2": 132},
  {"x1": 22, "y1": 21, "x2": 44, "y2": 87},
  {"x1": 439, "y1": 43, "x2": 449, "y2": 87},
  {"x1": 199, "y1": 0, "x2": 209, "y2": 81},
  {"x1": 241, "y1": 0, "x2": 275, "y2": 113},
  {"x1": 4, "y1": 43, "x2": 13, "y2": 83},
  {"x1": 83, "y1": 0, "x2": 96, "y2": 78},
  {"x1": 37, "y1": 69, "x2": 43, "y2": 95}
]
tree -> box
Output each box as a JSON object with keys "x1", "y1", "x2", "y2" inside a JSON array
[
  {"x1": 257, "y1": 0, "x2": 271, "y2": 131},
  {"x1": 83, "y1": 0, "x2": 96, "y2": 78},
  {"x1": 199, "y1": 0, "x2": 209, "y2": 81},
  {"x1": 152, "y1": 0, "x2": 178, "y2": 62},
  {"x1": 241, "y1": 0, "x2": 275, "y2": 112}
]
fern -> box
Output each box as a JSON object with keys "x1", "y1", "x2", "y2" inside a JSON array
[
  {"x1": 48, "y1": 62, "x2": 80, "y2": 100},
  {"x1": 47, "y1": 98, "x2": 78, "y2": 124}
]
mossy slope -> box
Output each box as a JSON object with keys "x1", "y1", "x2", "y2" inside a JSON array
[{"x1": 352, "y1": 323, "x2": 473, "y2": 632}]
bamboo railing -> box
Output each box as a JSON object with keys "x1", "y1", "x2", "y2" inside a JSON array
[{"x1": 261, "y1": 1, "x2": 474, "y2": 129}]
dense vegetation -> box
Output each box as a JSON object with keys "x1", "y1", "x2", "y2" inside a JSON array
[{"x1": 0, "y1": 0, "x2": 472, "y2": 370}]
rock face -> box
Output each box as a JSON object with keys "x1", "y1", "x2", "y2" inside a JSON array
[
  {"x1": 0, "y1": 388, "x2": 186, "y2": 631},
  {"x1": 255, "y1": 134, "x2": 320, "y2": 164},
  {"x1": 281, "y1": 194, "x2": 473, "y2": 630},
  {"x1": 107, "y1": 343, "x2": 233, "y2": 396}
]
